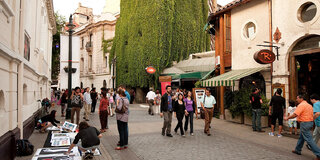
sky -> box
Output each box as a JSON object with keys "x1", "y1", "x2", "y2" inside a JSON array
[{"x1": 53, "y1": 0, "x2": 234, "y2": 19}]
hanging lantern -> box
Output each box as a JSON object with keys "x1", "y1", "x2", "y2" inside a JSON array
[{"x1": 145, "y1": 66, "x2": 156, "y2": 74}]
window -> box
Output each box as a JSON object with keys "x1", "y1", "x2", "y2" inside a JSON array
[
  {"x1": 298, "y1": 2, "x2": 317, "y2": 22},
  {"x1": 88, "y1": 55, "x2": 92, "y2": 71},
  {"x1": 243, "y1": 22, "x2": 256, "y2": 40},
  {"x1": 81, "y1": 38, "x2": 84, "y2": 49},
  {"x1": 24, "y1": 33, "x2": 30, "y2": 60},
  {"x1": 89, "y1": 34, "x2": 93, "y2": 43},
  {"x1": 0, "y1": 90, "x2": 4, "y2": 111},
  {"x1": 80, "y1": 58, "x2": 84, "y2": 72}
]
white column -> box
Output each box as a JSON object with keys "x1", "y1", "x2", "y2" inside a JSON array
[{"x1": 17, "y1": 62, "x2": 24, "y2": 138}]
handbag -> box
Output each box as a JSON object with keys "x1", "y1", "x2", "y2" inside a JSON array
[
  {"x1": 115, "y1": 98, "x2": 127, "y2": 114},
  {"x1": 57, "y1": 99, "x2": 61, "y2": 105}
]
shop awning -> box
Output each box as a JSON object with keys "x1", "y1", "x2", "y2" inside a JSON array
[
  {"x1": 172, "y1": 71, "x2": 209, "y2": 80},
  {"x1": 201, "y1": 67, "x2": 267, "y2": 87}
]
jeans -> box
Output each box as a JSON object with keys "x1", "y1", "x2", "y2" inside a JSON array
[
  {"x1": 252, "y1": 109, "x2": 261, "y2": 131},
  {"x1": 184, "y1": 111, "x2": 194, "y2": 134},
  {"x1": 295, "y1": 121, "x2": 320, "y2": 157},
  {"x1": 117, "y1": 120, "x2": 128, "y2": 147},
  {"x1": 313, "y1": 126, "x2": 320, "y2": 144},
  {"x1": 91, "y1": 101, "x2": 97, "y2": 113},
  {"x1": 174, "y1": 114, "x2": 184, "y2": 135},
  {"x1": 148, "y1": 100, "x2": 154, "y2": 115}
]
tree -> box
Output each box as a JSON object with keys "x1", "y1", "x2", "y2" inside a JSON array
[
  {"x1": 51, "y1": 12, "x2": 66, "y2": 84},
  {"x1": 109, "y1": 0, "x2": 210, "y2": 88}
]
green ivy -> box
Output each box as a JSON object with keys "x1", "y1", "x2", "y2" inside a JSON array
[{"x1": 109, "y1": 0, "x2": 210, "y2": 88}]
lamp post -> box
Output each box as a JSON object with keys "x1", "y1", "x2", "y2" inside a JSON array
[
  {"x1": 112, "y1": 58, "x2": 116, "y2": 91},
  {"x1": 66, "y1": 15, "x2": 75, "y2": 119}
]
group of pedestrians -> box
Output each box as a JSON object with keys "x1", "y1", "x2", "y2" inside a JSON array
[{"x1": 160, "y1": 86, "x2": 216, "y2": 137}]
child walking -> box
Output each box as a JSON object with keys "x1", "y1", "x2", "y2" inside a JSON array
[{"x1": 287, "y1": 100, "x2": 298, "y2": 135}]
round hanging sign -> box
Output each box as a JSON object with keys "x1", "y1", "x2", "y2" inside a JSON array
[
  {"x1": 145, "y1": 66, "x2": 156, "y2": 74},
  {"x1": 254, "y1": 49, "x2": 276, "y2": 64}
]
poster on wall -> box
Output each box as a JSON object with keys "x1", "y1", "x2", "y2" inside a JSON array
[
  {"x1": 161, "y1": 82, "x2": 171, "y2": 95},
  {"x1": 192, "y1": 88, "x2": 206, "y2": 115}
]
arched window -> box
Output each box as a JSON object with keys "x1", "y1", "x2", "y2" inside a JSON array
[{"x1": 103, "y1": 80, "x2": 107, "y2": 88}]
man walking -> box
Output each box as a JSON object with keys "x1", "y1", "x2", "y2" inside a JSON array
[
  {"x1": 307, "y1": 94, "x2": 320, "y2": 150},
  {"x1": 269, "y1": 88, "x2": 285, "y2": 137},
  {"x1": 83, "y1": 87, "x2": 92, "y2": 121},
  {"x1": 250, "y1": 88, "x2": 264, "y2": 132},
  {"x1": 160, "y1": 85, "x2": 173, "y2": 137},
  {"x1": 200, "y1": 88, "x2": 216, "y2": 136},
  {"x1": 146, "y1": 88, "x2": 156, "y2": 115},
  {"x1": 285, "y1": 95, "x2": 320, "y2": 160}
]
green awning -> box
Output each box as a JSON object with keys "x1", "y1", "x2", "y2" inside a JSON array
[
  {"x1": 200, "y1": 68, "x2": 216, "y2": 80},
  {"x1": 172, "y1": 71, "x2": 209, "y2": 80},
  {"x1": 201, "y1": 67, "x2": 267, "y2": 87}
]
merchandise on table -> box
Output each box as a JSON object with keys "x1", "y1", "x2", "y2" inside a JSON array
[{"x1": 62, "y1": 121, "x2": 77, "y2": 132}]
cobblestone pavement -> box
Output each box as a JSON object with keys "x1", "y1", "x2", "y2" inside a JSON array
[
  {"x1": 90, "y1": 104, "x2": 315, "y2": 160},
  {"x1": 18, "y1": 104, "x2": 316, "y2": 160}
]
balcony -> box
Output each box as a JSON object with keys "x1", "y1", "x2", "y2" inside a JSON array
[{"x1": 86, "y1": 42, "x2": 93, "y2": 53}]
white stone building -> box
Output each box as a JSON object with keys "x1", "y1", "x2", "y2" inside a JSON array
[
  {"x1": 0, "y1": 0, "x2": 56, "y2": 159},
  {"x1": 73, "y1": 1, "x2": 120, "y2": 90}
]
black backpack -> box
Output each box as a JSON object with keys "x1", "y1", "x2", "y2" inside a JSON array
[{"x1": 16, "y1": 139, "x2": 34, "y2": 156}]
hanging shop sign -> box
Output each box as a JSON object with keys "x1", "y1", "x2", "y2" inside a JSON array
[
  {"x1": 254, "y1": 49, "x2": 276, "y2": 64},
  {"x1": 145, "y1": 66, "x2": 156, "y2": 74}
]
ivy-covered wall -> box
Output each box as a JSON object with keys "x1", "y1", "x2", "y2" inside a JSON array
[{"x1": 110, "y1": 0, "x2": 210, "y2": 88}]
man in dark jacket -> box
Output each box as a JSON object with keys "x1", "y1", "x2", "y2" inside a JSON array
[{"x1": 160, "y1": 85, "x2": 173, "y2": 137}]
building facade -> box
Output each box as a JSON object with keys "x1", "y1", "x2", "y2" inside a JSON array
[
  {"x1": 204, "y1": 0, "x2": 320, "y2": 118},
  {"x1": 73, "y1": 1, "x2": 120, "y2": 90},
  {"x1": 0, "y1": 0, "x2": 56, "y2": 159}
]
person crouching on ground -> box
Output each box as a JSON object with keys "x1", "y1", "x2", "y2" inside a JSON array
[
  {"x1": 174, "y1": 93, "x2": 186, "y2": 137},
  {"x1": 115, "y1": 89, "x2": 129, "y2": 150},
  {"x1": 287, "y1": 100, "x2": 298, "y2": 135},
  {"x1": 65, "y1": 121, "x2": 102, "y2": 159},
  {"x1": 284, "y1": 95, "x2": 320, "y2": 160},
  {"x1": 38, "y1": 110, "x2": 60, "y2": 133},
  {"x1": 99, "y1": 92, "x2": 109, "y2": 133}
]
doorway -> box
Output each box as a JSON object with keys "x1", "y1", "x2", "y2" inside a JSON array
[{"x1": 289, "y1": 35, "x2": 320, "y2": 100}]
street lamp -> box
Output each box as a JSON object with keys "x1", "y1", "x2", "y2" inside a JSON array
[
  {"x1": 66, "y1": 15, "x2": 75, "y2": 119},
  {"x1": 112, "y1": 58, "x2": 116, "y2": 91}
]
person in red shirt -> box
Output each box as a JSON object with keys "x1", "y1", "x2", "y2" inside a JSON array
[
  {"x1": 285, "y1": 95, "x2": 320, "y2": 160},
  {"x1": 99, "y1": 92, "x2": 109, "y2": 133}
]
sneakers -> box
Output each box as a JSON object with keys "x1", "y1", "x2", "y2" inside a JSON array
[
  {"x1": 277, "y1": 134, "x2": 282, "y2": 138},
  {"x1": 190, "y1": 133, "x2": 194, "y2": 136},
  {"x1": 268, "y1": 132, "x2": 275, "y2": 136},
  {"x1": 182, "y1": 135, "x2": 186, "y2": 137},
  {"x1": 83, "y1": 152, "x2": 94, "y2": 159},
  {"x1": 307, "y1": 144, "x2": 312, "y2": 150}
]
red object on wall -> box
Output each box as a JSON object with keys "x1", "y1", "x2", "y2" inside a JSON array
[
  {"x1": 161, "y1": 82, "x2": 171, "y2": 95},
  {"x1": 145, "y1": 66, "x2": 156, "y2": 74},
  {"x1": 253, "y1": 49, "x2": 276, "y2": 64}
]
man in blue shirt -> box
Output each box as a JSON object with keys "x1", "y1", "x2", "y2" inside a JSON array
[
  {"x1": 310, "y1": 94, "x2": 320, "y2": 147},
  {"x1": 160, "y1": 85, "x2": 173, "y2": 137}
]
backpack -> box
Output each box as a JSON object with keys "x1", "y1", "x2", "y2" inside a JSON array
[
  {"x1": 16, "y1": 139, "x2": 34, "y2": 156},
  {"x1": 115, "y1": 98, "x2": 127, "y2": 114}
]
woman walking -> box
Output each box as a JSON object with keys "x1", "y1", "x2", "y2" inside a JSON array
[
  {"x1": 184, "y1": 91, "x2": 195, "y2": 136},
  {"x1": 99, "y1": 92, "x2": 109, "y2": 133},
  {"x1": 174, "y1": 94, "x2": 186, "y2": 137},
  {"x1": 60, "y1": 90, "x2": 68, "y2": 117},
  {"x1": 109, "y1": 92, "x2": 115, "y2": 117},
  {"x1": 155, "y1": 90, "x2": 161, "y2": 114},
  {"x1": 115, "y1": 89, "x2": 129, "y2": 150}
]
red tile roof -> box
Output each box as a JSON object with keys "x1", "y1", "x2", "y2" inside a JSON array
[{"x1": 215, "y1": 0, "x2": 252, "y2": 15}]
